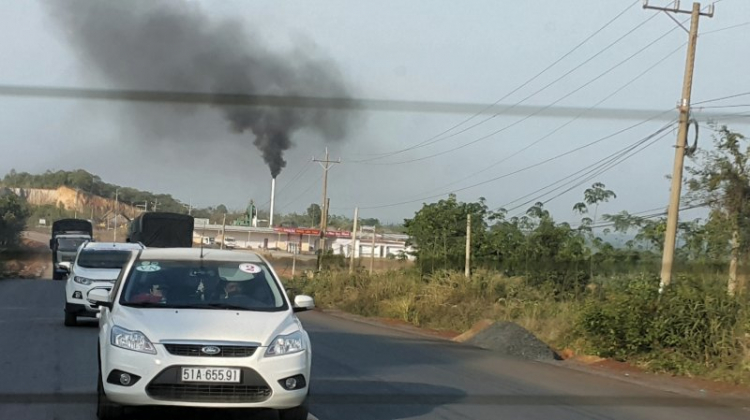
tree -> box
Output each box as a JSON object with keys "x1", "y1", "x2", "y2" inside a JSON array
[
  {"x1": 404, "y1": 194, "x2": 488, "y2": 274},
  {"x1": 360, "y1": 218, "x2": 380, "y2": 227},
  {"x1": 574, "y1": 182, "x2": 616, "y2": 279},
  {"x1": 306, "y1": 204, "x2": 322, "y2": 227},
  {"x1": 0, "y1": 190, "x2": 30, "y2": 247},
  {"x1": 686, "y1": 125, "x2": 750, "y2": 294}
]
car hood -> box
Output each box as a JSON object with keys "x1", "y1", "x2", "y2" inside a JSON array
[
  {"x1": 115, "y1": 307, "x2": 298, "y2": 346},
  {"x1": 73, "y1": 267, "x2": 121, "y2": 281}
]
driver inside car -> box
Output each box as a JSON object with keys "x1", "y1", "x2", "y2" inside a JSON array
[
  {"x1": 211, "y1": 266, "x2": 275, "y2": 307},
  {"x1": 221, "y1": 279, "x2": 244, "y2": 299}
]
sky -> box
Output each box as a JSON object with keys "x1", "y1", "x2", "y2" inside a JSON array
[{"x1": 0, "y1": 0, "x2": 748, "y2": 226}]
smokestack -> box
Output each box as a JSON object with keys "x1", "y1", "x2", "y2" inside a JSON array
[{"x1": 269, "y1": 177, "x2": 276, "y2": 228}]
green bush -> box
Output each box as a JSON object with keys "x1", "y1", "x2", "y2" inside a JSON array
[
  {"x1": 578, "y1": 274, "x2": 659, "y2": 358},
  {"x1": 578, "y1": 273, "x2": 747, "y2": 376}
]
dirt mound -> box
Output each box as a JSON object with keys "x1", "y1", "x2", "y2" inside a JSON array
[
  {"x1": 0, "y1": 258, "x2": 49, "y2": 279},
  {"x1": 464, "y1": 321, "x2": 561, "y2": 361}
]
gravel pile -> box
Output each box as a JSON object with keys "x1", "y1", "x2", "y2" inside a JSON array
[{"x1": 465, "y1": 321, "x2": 561, "y2": 361}]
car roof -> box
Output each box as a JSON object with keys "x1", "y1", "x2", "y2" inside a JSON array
[
  {"x1": 82, "y1": 242, "x2": 145, "y2": 251},
  {"x1": 136, "y1": 248, "x2": 264, "y2": 262}
]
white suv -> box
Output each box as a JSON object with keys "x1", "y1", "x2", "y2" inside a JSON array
[
  {"x1": 64, "y1": 242, "x2": 145, "y2": 327},
  {"x1": 87, "y1": 248, "x2": 314, "y2": 420}
]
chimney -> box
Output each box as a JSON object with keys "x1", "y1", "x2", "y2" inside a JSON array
[{"x1": 269, "y1": 177, "x2": 276, "y2": 227}]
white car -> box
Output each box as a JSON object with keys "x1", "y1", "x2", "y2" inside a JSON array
[
  {"x1": 64, "y1": 242, "x2": 146, "y2": 327},
  {"x1": 87, "y1": 248, "x2": 314, "y2": 420}
]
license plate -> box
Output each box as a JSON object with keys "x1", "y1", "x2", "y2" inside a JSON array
[{"x1": 181, "y1": 367, "x2": 241, "y2": 383}]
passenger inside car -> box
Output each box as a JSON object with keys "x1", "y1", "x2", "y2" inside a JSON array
[{"x1": 130, "y1": 283, "x2": 165, "y2": 304}]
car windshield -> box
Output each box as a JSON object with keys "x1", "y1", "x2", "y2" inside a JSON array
[
  {"x1": 77, "y1": 250, "x2": 132, "y2": 269},
  {"x1": 119, "y1": 259, "x2": 287, "y2": 312},
  {"x1": 57, "y1": 238, "x2": 87, "y2": 251}
]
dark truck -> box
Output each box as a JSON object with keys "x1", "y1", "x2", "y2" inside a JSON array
[
  {"x1": 127, "y1": 212, "x2": 194, "y2": 247},
  {"x1": 50, "y1": 218, "x2": 93, "y2": 280}
]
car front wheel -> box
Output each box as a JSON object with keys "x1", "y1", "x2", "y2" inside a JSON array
[
  {"x1": 64, "y1": 310, "x2": 77, "y2": 327},
  {"x1": 97, "y1": 366, "x2": 124, "y2": 420}
]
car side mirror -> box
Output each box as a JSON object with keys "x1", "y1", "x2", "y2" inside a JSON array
[
  {"x1": 293, "y1": 295, "x2": 315, "y2": 313},
  {"x1": 49, "y1": 239, "x2": 54, "y2": 249},
  {"x1": 58, "y1": 262, "x2": 72, "y2": 273},
  {"x1": 87, "y1": 288, "x2": 113, "y2": 309}
]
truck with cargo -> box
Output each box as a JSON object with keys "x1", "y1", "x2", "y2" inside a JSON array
[
  {"x1": 127, "y1": 212, "x2": 194, "y2": 248},
  {"x1": 49, "y1": 218, "x2": 93, "y2": 280}
]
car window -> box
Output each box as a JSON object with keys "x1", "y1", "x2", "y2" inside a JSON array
[
  {"x1": 58, "y1": 238, "x2": 87, "y2": 251},
  {"x1": 76, "y1": 250, "x2": 133, "y2": 269},
  {"x1": 119, "y1": 259, "x2": 287, "y2": 312}
]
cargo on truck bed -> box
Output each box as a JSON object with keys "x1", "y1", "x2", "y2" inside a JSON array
[{"x1": 127, "y1": 212, "x2": 194, "y2": 248}]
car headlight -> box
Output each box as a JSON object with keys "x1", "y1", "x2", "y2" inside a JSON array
[
  {"x1": 73, "y1": 276, "x2": 93, "y2": 285},
  {"x1": 110, "y1": 325, "x2": 156, "y2": 354},
  {"x1": 266, "y1": 331, "x2": 305, "y2": 356}
]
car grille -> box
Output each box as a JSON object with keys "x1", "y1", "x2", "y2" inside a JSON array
[
  {"x1": 146, "y1": 383, "x2": 271, "y2": 403},
  {"x1": 164, "y1": 344, "x2": 258, "y2": 358}
]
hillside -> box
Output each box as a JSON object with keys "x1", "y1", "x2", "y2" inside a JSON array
[
  {"x1": 12, "y1": 186, "x2": 142, "y2": 222},
  {"x1": 2, "y1": 169, "x2": 187, "y2": 214}
]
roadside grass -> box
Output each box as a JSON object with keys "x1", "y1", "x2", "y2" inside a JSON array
[{"x1": 287, "y1": 268, "x2": 750, "y2": 384}]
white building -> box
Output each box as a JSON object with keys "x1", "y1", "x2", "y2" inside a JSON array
[
  {"x1": 331, "y1": 233, "x2": 415, "y2": 261},
  {"x1": 193, "y1": 225, "x2": 351, "y2": 253}
]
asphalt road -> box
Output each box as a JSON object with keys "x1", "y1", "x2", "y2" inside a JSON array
[{"x1": 1, "y1": 279, "x2": 749, "y2": 420}]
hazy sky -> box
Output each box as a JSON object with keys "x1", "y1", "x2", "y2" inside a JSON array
[{"x1": 0, "y1": 0, "x2": 748, "y2": 225}]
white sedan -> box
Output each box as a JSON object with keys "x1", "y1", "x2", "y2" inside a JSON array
[
  {"x1": 88, "y1": 248, "x2": 314, "y2": 420},
  {"x1": 63, "y1": 242, "x2": 145, "y2": 326}
]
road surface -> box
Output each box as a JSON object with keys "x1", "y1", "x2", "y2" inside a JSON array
[{"x1": 0, "y1": 279, "x2": 748, "y2": 420}]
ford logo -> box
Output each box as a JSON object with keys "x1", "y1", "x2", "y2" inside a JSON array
[{"x1": 201, "y1": 346, "x2": 221, "y2": 355}]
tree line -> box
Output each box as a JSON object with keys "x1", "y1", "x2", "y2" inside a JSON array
[{"x1": 404, "y1": 125, "x2": 748, "y2": 294}]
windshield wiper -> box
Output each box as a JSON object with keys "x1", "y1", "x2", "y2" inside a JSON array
[
  {"x1": 197, "y1": 303, "x2": 250, "y2": 311},
  {"x1": 121, "y1": 302, "x2": 166, "y2": 308},
  {"x1": 123, "y1": 302, "x2": 202, "y2": 309}
]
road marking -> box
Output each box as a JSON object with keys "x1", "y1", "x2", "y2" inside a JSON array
[{"x1": 308, "y1": 414, "x2": 319, "y2": 420}]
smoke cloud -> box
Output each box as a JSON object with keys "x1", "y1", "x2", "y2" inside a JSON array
[{"x1": 45, "y1": 0, "x2": 351, "y2": 177}]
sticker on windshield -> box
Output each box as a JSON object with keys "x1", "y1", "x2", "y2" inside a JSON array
[
  {"x1": 136, "y1": 262, "x2": 161, "y2": 272},
  {"x1": 239, "y1": 263, "x2": 261, "y2": 274}
]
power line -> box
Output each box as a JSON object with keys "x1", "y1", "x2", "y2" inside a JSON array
[
  {"x1": 694, "y1": 104, "x2": 750, "y2": 109},
  {"x1": 578, "y1": 201, "x2": 712, "y2": 230},
  {"x1": 700, "y1": 20, "x2": 750, "y2": 35},
  {"x1": 275, "y1": 173, "x2": 323, "y2": 213},
  {"x1": 362, "y1": 18, "x2": 684, "y2": 167},
  {"x1": 540, "y1": 131, "x2": 671, "y2": 207},
  {"x1": 353, "y1": 112, "x2": 675, "y2": 210},
  {"x1": 416, "y1": 42, "x2": 687, "y2": 197},
  {"x1": 504, "y1": 124, "x2": 674, "y2": 216},
  {"x1": 351, "y1": 0, "x2": 641, "y2": 163},
  {"x1": 499, "y1": 124, "x2": 674, "y2": 212},
  {"x1": 693, "y1": 91, "x2": 750, "y2": 106}
]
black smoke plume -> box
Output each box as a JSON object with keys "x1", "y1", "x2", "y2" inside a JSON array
[{"x1": 46, "y1": 0, "x2": 351, "y2": 177}]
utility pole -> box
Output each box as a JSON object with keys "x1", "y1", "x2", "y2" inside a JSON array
[
  {"x1": 349, "y1": 207, "x2": 359, "y2": 274},
  {"x1": 114, "y1": 189, "x2": 119, "y2": 242},
  {"x1": 220, "y1": 213, "x2": 227, "y2": 250},
  {"x1": 643, "y1": 1, "x2": 714, "y2": 293},
  {"x1": 465, "y1": 214, "x2": 472, "y2": 278},
  {"x1": 370, "y1": 226, "x2": 376, "y2": 275},
  {"x1": 292, "y1": 244, "x2": 297, "y2": 278},
  {"x1": 313, "y1": 147, "x2": 341, "y2": 271}
]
